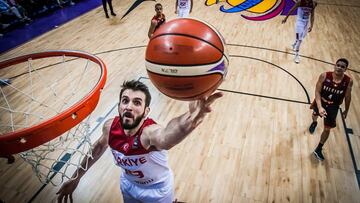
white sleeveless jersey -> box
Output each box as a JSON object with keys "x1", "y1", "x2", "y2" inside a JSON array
[
  {"x1": 109, "y1": 117, "x2": 172, "y2": 188},
  {"x1": 178, "y1": 0, "x2": 191, "y2": 10},
  {"x1": 111, "y1": 149, "x2": 172, "y2": 187},
  {"x1": 296, "y1": 0, "x2": 315, "y2": 21},
  {"x1": 297, "y1": 7, "x2": 312, "y2": 21}
]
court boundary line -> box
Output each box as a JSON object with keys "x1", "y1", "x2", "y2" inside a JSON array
[{"x1": 340, "y1": 108, "x2": 360, "y2": 189}]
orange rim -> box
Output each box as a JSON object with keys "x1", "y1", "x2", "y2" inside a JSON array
[{"x1": 0, "y1": 50, "x2": 107, "y2": 155}]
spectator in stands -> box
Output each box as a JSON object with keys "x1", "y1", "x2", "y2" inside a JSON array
[{"x1": 0, "y1": 0, "x2": 31, "y2": 22}]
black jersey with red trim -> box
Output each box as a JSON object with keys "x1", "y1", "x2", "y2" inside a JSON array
[{"x1": 320, "y1": 72, "x2": 350, "y2": 106}]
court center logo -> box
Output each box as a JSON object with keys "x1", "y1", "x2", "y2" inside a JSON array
[{"x1": 205, "y1": 0, "x2": 296, "y2": 21}]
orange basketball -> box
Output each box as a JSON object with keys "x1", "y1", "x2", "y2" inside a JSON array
[{"x1": 145, "y1": 18, "x2": 228, "y2": 101}]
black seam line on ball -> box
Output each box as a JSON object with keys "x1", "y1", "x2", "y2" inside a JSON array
[
  {"x1": 151, "y1": 33, "x2": 229, "y2": 63},
  {"x1": 146, "y1": 69, "x2": 224, "y2": 77}
]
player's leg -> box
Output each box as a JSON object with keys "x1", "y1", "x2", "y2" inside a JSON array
[
  {"x1": 313, "y1": 105, "x2": 338, "y2": 161},
  {"x1": 294, "y1": 20, "x2": 308, "y2": 63},
  {"x1": 309, "y1": 101, "x2": 319, "y2": 133},
  {"x1": 108, "y1": 0, "x2": 116, "y2": 16},
  {"x1": 101, "y1": 0, "x2": 109, "y2": 18},
  {"x1": 120, "y1": 178, "x2": 142, "y2": 203}
]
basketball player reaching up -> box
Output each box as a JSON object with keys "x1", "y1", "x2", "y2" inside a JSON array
[
  {"x1": 148, "y1": 3, "x2": 166, "y2": 38},
  {"x1": 309, "y1": 58, "x2": 353, "y2": 161},
  {"x1": 175, "y1": 0, "x2": 193, "y2": 18},
  {"x1": 57, "y1": 80, "x2": 223, "y2": 203},
  {"x1": 282, "y1": 0, "x2": 317, "y2": 64}
]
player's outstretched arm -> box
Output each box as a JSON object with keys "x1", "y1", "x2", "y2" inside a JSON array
[
  {"x1": 143, "y1": 92, "x2": 223, "y2": 150},
  {"x1": 56, "y1": 119, "x2": 112, "y2": 203},
  {"x1": 282, "y1": 1, "x2": 300, "y2": 24}
]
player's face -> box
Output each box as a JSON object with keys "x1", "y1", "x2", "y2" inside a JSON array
[
  {"x1": 155, "y1": 5, "x2": 162, "y2": 15},
  {"x1": 119, "y1": 89, "x2": 149, "y2": 130},
  {"x1": 334, "y1": 61, "x2": 347, "y2": 76}
]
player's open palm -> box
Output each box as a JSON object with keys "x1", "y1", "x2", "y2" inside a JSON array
[
  {"x1": 56, "y1": 179, "x2": 80, "y2": 203},
  {"x1": 189, "y1": 92, "x2": 223, "y2": 127}
]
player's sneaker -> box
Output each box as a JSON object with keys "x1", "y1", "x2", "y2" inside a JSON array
[
  {"x1": 294, "y1": 53, "x2": 300, "y2": 64},
  {"x1": 313, "y1": 149, "x2": 325, "y2": 161},
  {"x1": 0, "y1": 78, "x2": 11, "y2": 86}
]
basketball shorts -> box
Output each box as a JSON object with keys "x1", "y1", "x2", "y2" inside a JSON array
[
  {"x1": 310, "y1": 101, "x2": 339, "y2": 128},
  {"x1": 177, "y1": 8, "x2": 190, "y2": 18},
  {"x1": 120, "y1": 176, "x2": 174, "y2": 203},
  {"x1": 295, "y1": 19, "x2": 309, "y2": 40}
]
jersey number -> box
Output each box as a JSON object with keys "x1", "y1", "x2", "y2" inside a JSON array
[{"x1": 125, "y1": 169, "x2": 144, "y2": 178}]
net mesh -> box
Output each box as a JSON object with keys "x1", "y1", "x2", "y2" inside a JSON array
[
  {"x1": 0, "y1": 51, "x2": 103, "y2": 185},
  {"x1": 20, "y1": 118, "x2": 93, "y2": 186}
]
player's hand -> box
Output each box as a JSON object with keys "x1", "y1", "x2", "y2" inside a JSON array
[
  {"x1": 189, "y1": 92, "x2": 223, "y2": 128},
  {"x1": 308, "y1": 27, "x2": 312, "y2": 32},
  {"x1": 56, "y1": 179, "x2": 80, "y2": 203},
  {"x1": 175, "y1": 10, "x2": 178, "y2": 14},
  {"x1": 281, "y1": 18, "x2": 287, "y2": 24},
  {"x1": 342, "y1": 110, "x2": 348, "y2": 119},
  {"x1": 318, "y1": 107, "x2": 327, "y2": 118}
]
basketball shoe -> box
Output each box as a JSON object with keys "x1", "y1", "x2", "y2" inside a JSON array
[
  {"x1": 0, "y1": 78, "x2": 11, "y2": 86},
  {"x1": 294, "y1": 53, "x2": 300, "y2": 64},
  {"x1": 313, "y1": 148, "x2": 325, "y2": 161}
]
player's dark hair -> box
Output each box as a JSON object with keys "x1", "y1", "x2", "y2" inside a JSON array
[
  {"x1": 120, "y1": 80, "x2": 151, "y2": 107},
  {"x1": 155, "y1": 3, "x2": 162, "y2": 9},
  {"x1": 336, "y1": 58, "x2": 349, "y2": 68}
]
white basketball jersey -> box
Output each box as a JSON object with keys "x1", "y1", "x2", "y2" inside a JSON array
[
  {"x1": 111, "y1": 149, "x2": 172, "y2": 187},
  {"x1": 109, "y1": 117, "x2": 172, "y2": 187},
  {"x1": 178, "y1": 0, "x2": 191, "y2": 10},
  {"x1": 297, "y1": 6, "x2": 312, "y2": 21}
]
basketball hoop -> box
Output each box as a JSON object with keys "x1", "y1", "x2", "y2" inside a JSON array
[{"x1": 0, "y1": 50, "x2": 107, "y2": 185}]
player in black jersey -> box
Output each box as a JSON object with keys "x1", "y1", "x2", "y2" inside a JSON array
[{"x1": 309, "y1": 58, "x2": 353, "y2": 161}]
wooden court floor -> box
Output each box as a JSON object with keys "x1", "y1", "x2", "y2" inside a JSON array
[{"x1": 0, "y1": 0, "x2": 359, "y2": 202}]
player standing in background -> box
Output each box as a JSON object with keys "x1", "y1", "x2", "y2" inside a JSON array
[
  {"x1": 148, "y1": 3, "x2": 166, "y2": 38},
  {"x1": 282, "y1": 0, "x2": 317, "y2": 63},
  {"x1": 175, "y1": 0, "x2": 193, "y2": 18},
  {"x1": 308, "y1": 58, "x2": 353, "y2": 161}
]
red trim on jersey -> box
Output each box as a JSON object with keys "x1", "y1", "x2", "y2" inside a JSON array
[
  {"x1": 109, "y1": 117, "x2": 157, "y2": 156},
  {"x1": 152, "y1": 14, "x2": 166, "y2": 31}
]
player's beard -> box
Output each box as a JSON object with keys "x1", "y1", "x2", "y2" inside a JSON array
[{"x1": 120, "y1": 111, "x2": 146, "y2": 130}]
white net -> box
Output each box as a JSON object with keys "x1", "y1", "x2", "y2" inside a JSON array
[
  {"x1": 20, "y1": 117, "x2": 93, "y2": 186},
  {"x1": 0, "y1": 51, "x2": 105, "y2": 185}
]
